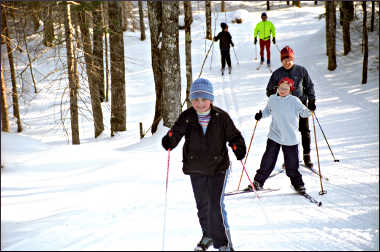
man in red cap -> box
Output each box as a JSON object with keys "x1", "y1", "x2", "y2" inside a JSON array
[{"x1": 265, "y1": 45, "x2": 317, "y2": 169}]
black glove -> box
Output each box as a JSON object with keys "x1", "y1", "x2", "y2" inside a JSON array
[
  {"x1": 255, "y1": 110, "x2": 262, "y2": 121},
  {"x1": 162, "y1": 131, "x2": 173, "y2": 150},
  {"x1": 232, "y1": 144, "x2": 246, "y2": 161},
  {"x1": 272, "y1": 37, "x2": 276, "y2": 44},
  {"x1": 231, "y1": 42, "x2": 234, "y2": 47},
  {"x1": 254, "y1": 37, "x2": 257, "y2": 45},
  {"x1": 307, "y1": 100, "x2": 316, "y2": 111}
]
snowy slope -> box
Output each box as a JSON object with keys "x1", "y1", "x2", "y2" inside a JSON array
[{"x1": 1, "y1": 2, "x2": 379, "y2": 251}]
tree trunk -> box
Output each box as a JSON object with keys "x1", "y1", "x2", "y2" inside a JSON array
[
  {"x1": 327, "y1": 0, "x2": 337, "y2": 71},
  {"x1": 147, "y1": 1, "x2": 163, "y2": 134},
  {"x1": 362, "y1": 1, "x2": 368, "y2": 84},
  {"x1": 221, "y1": 1, "x2": 225, "y2": 12},
  {"x1": 121, "y1": 2, "x2": 128, "y2": 32},
  {"x1": 205, "y1": 0, "x2": 212, "y2": 40},
  {"x1": 293, "y1": 1, "x2": 301, "y2": 8},
  {"x1": 342, "y1": 1, "x2": 353, "y2": 55},
  {"x1": 43, "y1": 5, "x2": 55, "y2": 47},
  {"x1": 138, "y1": 0, "x2": 146, "y2": 41},
  {"x1": 315, "y1": 1, "x2": 318, "y2": 5},
  {"x1": 64, "y1": 2, "x2": 80, "y2": 144},
  {"x1": 267, "y1": 1, "x2": 270, "y2": 11},
  {"x1": 102, "y1": 2, "x2": 110, "y2": 103},
  {"x1": 108, "y1": 1, "x2": 127, "y2": 134},
  {"x1": 1, "y1": 65, "x2": 10, "y2": 132},
  {"x1": 78, "y1": 7, "x2": 104, "y2": 138},
  {"x1": 162, "y1": 1, "x2": 181, "y2": 128},
  {"x1": 370, "y1": 1, "x2": 375, "y2": 32},
  {"x1": 287, "y1": 1, "x2": 290, "y2": 6},
  {"x1": 325, "y1": 1, "x2": 329, "y2": 56},
  {"x1": 184, "y1": 1, "x2": 193, "y2": 109},
  {"x1": 92, "y1": 2, "x2": 105, "y2": 102},
  {"x1": 2, "y1": 6, "x2": 22, "y2": 132}
]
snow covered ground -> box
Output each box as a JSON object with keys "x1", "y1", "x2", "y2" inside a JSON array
[{"x1": 1, "y1": 2, "x2": 379, "y2": 250}]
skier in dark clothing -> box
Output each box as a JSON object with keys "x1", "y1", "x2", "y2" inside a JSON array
[
  {"x1": 213, "y1": 23, "x2": 234, "y2": 75},
  {"x1": 162, "y1": 78, "x2": 246, "y2": 251},
  {"x1": 266, "y1": 46, "x2": 316, "y2": 168}
]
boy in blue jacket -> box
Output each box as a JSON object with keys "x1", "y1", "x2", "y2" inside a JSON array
[
  {"x1": 246, "y1": 77, "x2": 311, "y2": 193},
  {"x1": 162, "y1": 78, "x2": 246, "y2": 251}
]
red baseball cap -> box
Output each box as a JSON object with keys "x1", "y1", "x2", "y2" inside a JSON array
[{"x1": 280, "y1": 46, "x2": 295, "y2": 61}]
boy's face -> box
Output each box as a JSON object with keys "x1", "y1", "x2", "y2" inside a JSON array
[
  {"x1": 278, "y1": 83, "x2": 291, "y2": 97},
  {"x1": 281, "y1": 57, "x2": 294, "y2": 70},
  {"x1": 192, "y1": 98, "x2": 212, "y2": 113}
]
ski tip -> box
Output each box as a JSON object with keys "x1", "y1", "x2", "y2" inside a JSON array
[{"x1": 317, "y1": 201, "x2": 322, "y2": 207}]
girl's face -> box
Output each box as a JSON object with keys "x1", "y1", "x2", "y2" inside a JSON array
[
  {"x1": 192, "y1": 98, "x2": 212, "y2": 113},
  {"x1": 278, "y1": 83, "x2": 291, "y2": 97}
]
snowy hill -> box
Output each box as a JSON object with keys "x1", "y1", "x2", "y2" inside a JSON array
[{"x1": 1, "y1": 2, "x2": 379, "y2": 250}]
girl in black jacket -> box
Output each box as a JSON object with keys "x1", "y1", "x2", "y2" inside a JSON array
[
  {"x1": 214, "y1": 23, "x2": 235, "y2": 75},
  {"x1": 162, "y1": 78, "x2": 246, "y2": 251}
]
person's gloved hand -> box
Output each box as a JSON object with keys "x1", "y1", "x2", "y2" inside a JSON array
[
  {"x1": 308, "y1": 100, "x2": 316, "y2": 111},
  {"x1": 232, "y1": 144, "x2": 246, "y2": 161},
  {"x1": 255, "y1": 110, "x2": 263, "y2": 121},
  {"x1": 162, "y1": 131, "x2": 173, "y2": 150},
  {"x1": 272, "y1": 37, "x2": 276, "y2": 44},
  {"x1": 231, "y1": 42, "x2": 234, "y2": 47},
  {"x1": 254, "y1": 37, "x2": 257, "y2": 45}
]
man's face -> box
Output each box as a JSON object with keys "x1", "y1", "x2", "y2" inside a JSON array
[
  {"x1": 261, "y1": 15, "x2": 267, "y2": 21},
  {"x1": 282, "y1": 57, "x2": 294, "y2": 70}
]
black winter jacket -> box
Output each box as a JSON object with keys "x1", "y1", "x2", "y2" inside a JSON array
[
  {"x1": 162, "y1": 105, "x2": 246, "y2": 176},
  {"x1": 213, "y1": 31, "x2": 234, "y2": 51},
  {"x1": 266, "y1": 64, "x2": 316, "y2": 104}
]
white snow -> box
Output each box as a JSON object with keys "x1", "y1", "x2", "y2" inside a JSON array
[{"x1": 1, "y1": 2, "x2": 379, "y2": 251}]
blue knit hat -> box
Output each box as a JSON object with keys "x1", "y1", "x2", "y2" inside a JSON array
[{"x1": 189, "y1": 78, "x2": 214, "y2": 102}]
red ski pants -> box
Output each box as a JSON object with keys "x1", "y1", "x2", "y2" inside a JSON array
[{"x1": 259, "y1": 39, "x2": 271, "y2": 63}]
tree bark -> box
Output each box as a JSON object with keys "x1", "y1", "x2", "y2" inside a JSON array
[
  {"x1": 2, "y1": 6, "x2": 22, "y2": 132},
  {"x1": 221, "y1": 1, "x2": 225, "y2": 12},
  {"x1": 342, "y1": 1, "x2": 353, "y2": 55},
  {"x1": 293, "y1": 1, "x2": 301, "y2": 8},
  {"x1": 92, "y1": 2, "x2": 105, "y2": 102},
  {"x1": 161, "y1": 1, "x2": 181, "y2": 128},
  {"x1": 121, "y1": 2, "x2": 128, "y2": 32},
  {"x1": 184, "y1": 1, "x2": 193, "y2": 109},
  {"x1": 267, "y1": 1, "x2": 270, "y2": 11},
  {"x1": 327, "y1": 0, "x2": 337, "y2": 71},
  {"x1": 325, "y1": 1, "x2": 329, "y2": 56},
  {"x1": 64, "y1": 2, "x2": 80, "y2": 144},
  {"x1": 370, "y1": 1, "x2": 375, "y2": 32},
  {"x1": 138, "y1": 0, "x2": 146, "y2": 41},
  {"x1": 1, "y1": 65, "x2": 10, "y2": 132},
  {"x1": 102, "y1": 2, "x2": 110, "y2": 103},
  {"x1": 43, "y1": 4, "x2": 55, "y2": 47},
  {"x1": 147, "y1": 1, "x2": 163, "y2": 134},
  {"x1": 108, "y1": 1, "x2": 127, "y2": 134},
  {"x1": 362, "y1": 1, "x2": 368, "y2": 84},
  {"x1": 78, "y1": 7, "x2": 104, "y2": 138},
  {"x1": 205, "y1": 0, "x2": 212, "y2": 40}
]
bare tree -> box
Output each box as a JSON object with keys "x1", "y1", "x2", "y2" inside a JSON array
[
  {"x1": 293, "y1": 1, "x2": 301, "y2": 8},
  {"x1": 1, "y1": 65, "x2": 10, "y2": 132},
  {"x1": 362, "y1": 1, "x2": 368, "y2": 84},
  {"x1": 78, "y1": 5, "x2": 104, "y2": 138},
  {"x1": 64, "y1": 1, "x2": 80, "y2": 144},
  {"x1": 43, "y1": 4, "x2": 55, "y2": 47},
  {"x1": 341, "y1": 1, "x2": 354, "y2": 55},
  {"x1": 326, "y1": 0, "x2": 336, "y2": 71},
  {"x1": 370, "y1": 1, "x2": 375, "y2": 32},
  {"x1": 267, "y1": 1, "x2": 270, "y2": 11},
  {"x1": 138, "y1": 0, "x2": 146, "y2": 41},
  {"x1": 92, "y1": 2, "x2": 105, "y2": 102},
  {"x1": 147, "y1": 1, "x2": 163, "y2": 134},
  {"x1": 108, "y1": 1, "x2": 127, "y2": 135},
  {"x1": 2, "y1": 5, "x2": 22, "y2": 132},
  {"x1": 184, "y1": 1, "x2": 193, "y2": 109},
  {"x1": 221, "y1": 1, "x2": 225, "y2": 12},
  {"x1": 161, "y1": 1, "x2": 181, "y2": 127},
  {"x1": 121, "y1": 2, "x2": 128, "y2": 32},
  {"x1": 205, "y1": 0, "x2": 212, "y2": 40}
]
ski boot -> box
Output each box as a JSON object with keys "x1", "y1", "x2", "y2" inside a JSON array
[
  {"x1": 303, "y1": 153, "x2": 314, "y2": 168},
  {"x1": 295, "y1": 185, "x2": 306, "y2": 194},
  {"x1": 228, "y1": 66, "x2": 232, "y2": 74},
  {"x1": 218, "y1": 245, "x2": 234, "y2": 251},
  {"x1": 194, "y1": 234, "x2": 213, "y2": 251},
  {"x1": 221, "y1": 67, "x2": 225, "y2": 76},
  {"x1": 244, "y1": 181, "x2": 263, "y2": 192}
]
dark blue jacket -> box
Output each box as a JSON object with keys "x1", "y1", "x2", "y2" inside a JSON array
[
  {"x1": 266, "y1": 64, "x2": 316, "y2": 104},
  {"x1": 214, "y1": 31, "x2": 234, "y2": 51},
  {"x1": 162, "y1": 105, "x2": 246, "y2": 176}
]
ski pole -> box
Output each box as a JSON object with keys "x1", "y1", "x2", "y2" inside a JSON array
[
  {"x1": 311, "y1": 112, "x2": 327, "y2": 195},
  {"x1": 275, "y1": 44, "x2": 281, "y2": 53},
  {"x1": 232, "y1": 46, "x2": 239, "y2": 65},
  {"x1": 239, "y1": 159, "x2": 260, "y2": 199},
  {"x1": 237, "y1": 120, "x2": 258, "y2": 190},
  {"x1": 162, "y1": 148, "x2": 171, "y2": 250},
  {"x1": 313, "y1": 112, "x2": 339, "y2": 162}
]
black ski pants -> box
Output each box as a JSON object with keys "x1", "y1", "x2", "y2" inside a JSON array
[
  {"x1": 299, "y1": 106, "x2": 311, "y2": 155},
  {"x1": 190, "y1": 170, "x2": 232, "y2": 249},
  {"x1": 220, "y1": 49, "x2": 232, "y2": 70},
  {"x1": 254, "y1": 138, "x2": 304, "y2": 188}
]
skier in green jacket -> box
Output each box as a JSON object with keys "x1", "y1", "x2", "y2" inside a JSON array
[{"x1": 254, "y1": 12, "x2": 276, "y2": 67}]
